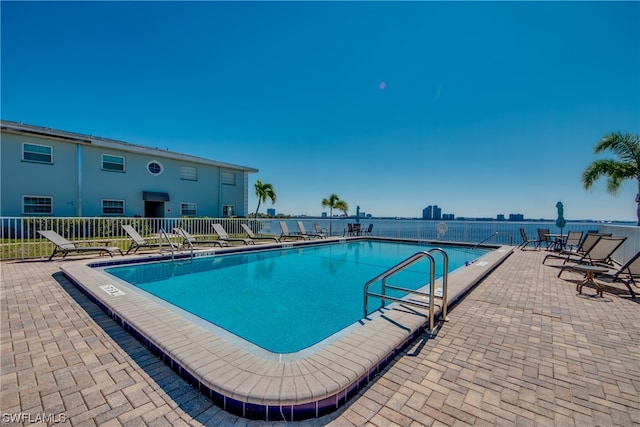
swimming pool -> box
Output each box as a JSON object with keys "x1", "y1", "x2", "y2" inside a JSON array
[
  {"x1": 60, "y1": 237, "x2": 512, "y2": 420},
  {"x1": 102, "y1": 240, "x2": 488, "y2": 354}
]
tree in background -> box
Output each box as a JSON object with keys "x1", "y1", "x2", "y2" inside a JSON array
[
  {"x1": 582, "y1": 132, "x2": 640, "y2": 225},
  {"x1": 322, "y1": 193, "x2": 349, "y2": 236},
  {"x1": 334, "y1": 200, "x2": 349, "y2": 216},
  {"x1": 254, "y1": 180, "x2": 277, "y2": 218}
]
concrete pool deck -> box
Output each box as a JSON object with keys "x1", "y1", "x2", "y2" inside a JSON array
[{"x1": 1, "y1": 247, "x2": 639, "y2": 425}]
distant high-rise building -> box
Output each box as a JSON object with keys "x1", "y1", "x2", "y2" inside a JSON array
[
  {"x1": 422, "y1": 205, "x2": 443, "y2": 220},
  {"x1": 497, "y1": 214, "x2": 505, "y2": 221},
  {"x1": 508, "y1": 213, "x2": 524, "y2": 221},
  {"x1": 442, "y1": 213, "x2": 455, "y2": 220},
  {"x1": 266, "y1": 208, "x2": 276, "y2": 217},
  {"x1": 422, "y1": 206, "x2": 432, "y2": 220}
]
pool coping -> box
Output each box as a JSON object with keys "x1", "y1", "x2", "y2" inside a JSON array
[{"x1": 59, "y1": 237, "x2": 513, "y2": 421}]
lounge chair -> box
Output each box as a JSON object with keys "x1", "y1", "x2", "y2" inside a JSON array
[
  {"x1": 173, "y1": 227, "x2": 228, "y2": 248},
  {"x1": 314, "y1": 223, "x2": 329, "y2": 237},
  {"x1": 361, "y1": 223, "x2": 374, "y2": 236},
  {"x1": 557, "y1": 236, "x2": 627, "y2": 278},
  {"x1": 38, "y1": 230, "x2": 123, "y2": 260},
  {"x1": 296, "y1": 221, "x2": 325, "y2": 239},
  {"x1": 212, "y1": 223, "x2": 254, "y2": 245},
  {"x1": 240, "y1": 223, "x2": 280, "y2": 243},
  {"x1": 588, "y1": 250, "x2": 640, "y2": 299},
  {"x1": 279, "y1": 221, "x2": 309, "y2": 241},
  {"x1": 518, "y1": 228, "x2": 540, "y2": 250},
  {"x1": 563, "y1": 230, "x2": 584, "y2": 252},
  {"x1": 122, "y1": 224, "x2": 179, "y2": 254},
  {"x1": 543, "y1": 232, "x2": 603, "y2": 265}
]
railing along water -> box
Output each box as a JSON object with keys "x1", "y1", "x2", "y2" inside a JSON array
[{"x1": 1, "y1": 216, "x2": 636, "y2": 263}]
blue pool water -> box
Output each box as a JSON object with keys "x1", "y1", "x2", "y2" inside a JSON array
[{"x1": 104, "y1": 240, "x2": 488, "y2": 353}]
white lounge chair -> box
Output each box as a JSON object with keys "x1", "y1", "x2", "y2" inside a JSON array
[
  {"x1": 212, "y1": 223, "x2": 254, "y2": 245},
  {"x1": 122, "y1": 224, "x2": 179, "y2": 254},
  {"x1": 173, "y1": 227, "x2": 228, "y2": 248},
  {"x1": 240, "y1": 224, "x2": 280, "y2": 243},
  {"x1": 296, "y1": 221, "x2": 324, "y2": 239},
  {"x1": 38, "y1": 230, "x2": 123, "y2": 260},
  {"x1": 279, "y1": 221, "x2": 309, "y2": 241}
]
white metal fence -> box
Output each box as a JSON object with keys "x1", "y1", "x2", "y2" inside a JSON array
[{"x1": 1, "y1": 216, "x2": 637, "y2": 263}]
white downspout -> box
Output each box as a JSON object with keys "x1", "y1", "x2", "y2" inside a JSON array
[{"x1": 76, "y1": 144, "x2": 82, "y2": 217}]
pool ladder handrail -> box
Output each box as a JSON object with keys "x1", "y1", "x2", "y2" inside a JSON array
[
  {"x1": 472, "y1": 231, "x2": 513, "y2": 249},
  {"x1": 158, "y1": 229, "x2": 176, "y2": 261},
  {"x1": 364, "y1": 248, "x2": 448, "y2": 334},
  {"x1": 171, "y1": 228, "x2": 194, "y2": 260}
]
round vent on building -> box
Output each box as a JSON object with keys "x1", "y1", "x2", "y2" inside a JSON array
[{"x1": 147, "y1": 161, "x2": 164, "y2": 175}]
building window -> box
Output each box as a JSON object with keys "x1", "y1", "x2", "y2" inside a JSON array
[
  {"x1": 222, "y1": 205, "x2": 235, "y2": 217},
  {"x1": 23, "y1": 143, "x2": 53, "y2": 164},
  {"x1": 181, "y1": 203, "x2": 197, "y2": 217},
  {"x1": 102, "y1": 154, "x2": 125, "y2": 172},
  {"x1": 147, "y1": 160, "x2": 164, "y2": 175},
  {"x1": 222, "y1": 171, "x2": 236, "y2": 186},
  {"x1": 102, "y1": 199, "x2": 124, "y2": 215},
  {"x1": 23, "y1": 196, "x2": 53, "y2": 215},
  {"x1": 180, "y1": 166, "x2": 198, "y2": 181}
]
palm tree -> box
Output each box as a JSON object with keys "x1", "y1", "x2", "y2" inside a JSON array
[
  {"x1": 322, "y1": 193, "x2": 349, "y2": 236},
  {"x1": 254, "y1": 180, "x2": 277, "y2": 218},
  {"x1": 581, "y1": 132, "x2": 640, "y2": 225},
  {"x1": 335, "y1": 200, "x2": 349, "y2": 216}
]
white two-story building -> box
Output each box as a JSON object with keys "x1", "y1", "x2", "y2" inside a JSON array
[{"x1": 0, "y1": 120, "x2": 258, "y2": 218}]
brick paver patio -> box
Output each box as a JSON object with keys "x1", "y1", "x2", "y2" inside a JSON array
[{"x1": 1, "y1": 249, "x2": 639, "y2": 426}]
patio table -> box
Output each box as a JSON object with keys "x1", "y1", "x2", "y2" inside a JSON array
[
  {"x1": 572, "y1": 264, "x2": 609, "y2": 297},
  {"x1": 544, "y1": 233, "x2": 567, "y2": 252}
]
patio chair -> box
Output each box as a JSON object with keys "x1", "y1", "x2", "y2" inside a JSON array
[
  {"x1": 212, "y1": 223, "x2": 254, "y2": 245},
  {"x1": 543, "y1": 232, "x2": 600, "y2": 265},
  {"x1": 240, "y1": 223, "x2": 280, "y2": 243},
  {"x1": 122, "y1": 224, "x2": 179, "y2": 254},
  {"x1": 38, "y1": 230, "x2": 123, "y2": 260},
  {"x1": 361, "y1": 223, "x2": 374, "y2": 236},
  {"x1": 173, "y1": 227, "x2": 228, "y2": 248},
  {"x1": 344, "y1": 223, "x2": 355, "y2": 237},
  {"x1": 557, "y1": 236, "x2": 627, "y2": 278},
  {"x1": 537, "y1": 228, "x2": 552, "y2": 250},
  {"x1": 296, "y1": 221, "x2": 324, "y2": 239},
  {"x1": 518, "y1": 228, "x2": 541, "y2": 250},
  {"x1": 279, "y1": 221, "x2": 310, "y2": 241}
]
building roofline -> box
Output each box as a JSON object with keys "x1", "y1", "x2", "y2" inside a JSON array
[{"x1": 1, "y1": 119, "x2": 259, "y2": 173}]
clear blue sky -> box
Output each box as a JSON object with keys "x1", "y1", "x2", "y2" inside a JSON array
[{"x1": 2, "y1": 1, "x2": 639, "y2": 221}]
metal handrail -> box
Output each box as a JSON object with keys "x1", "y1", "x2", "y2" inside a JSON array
[
  {"x1": 172, "y1": 228, "x2": 194, "y2": 260},
  {"x1": 364, "y1": 249, "x2": 448, "y2": 333},
  {"x1": 159, "y1": 228, "x2": 176, "y2": 261},
  {"x1": 472, "y1": 231, "x2": 513, "y2": 249},
  {"x1": 428, "y1": 248, "x2": 449, "y2": 321}
]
